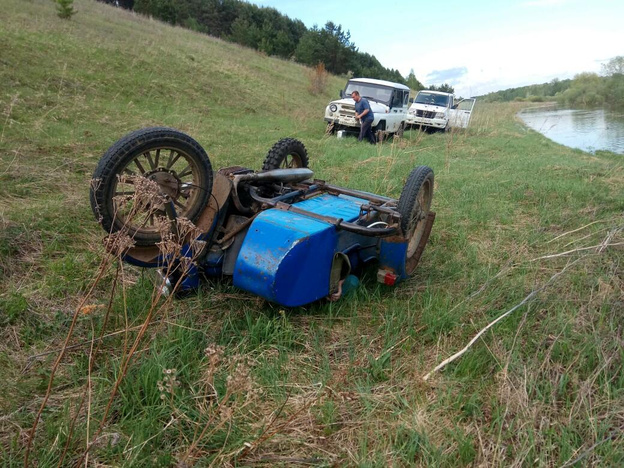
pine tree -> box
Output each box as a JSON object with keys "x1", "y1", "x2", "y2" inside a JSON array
[
  {"x1": 406, "y1": 69, "x2": 424, "y2": 91},
  {"x1": 56, "y1": 0, "x2": 77, "y2": 19}
]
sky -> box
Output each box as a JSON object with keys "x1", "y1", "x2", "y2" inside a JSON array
[{"x1": 253, "y1": 0, "x2": 624, "y2": 97}]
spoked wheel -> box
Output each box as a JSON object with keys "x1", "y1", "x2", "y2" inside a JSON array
[
  {"x1": 90, "y1": 127, "x2": 213, "y2": 246},
  {"x1": 397, "y1": 166, "x2": 434, "y2": 274},
  {"x1": 262, "y1": 138, "x2": 309, "y2": 170}
]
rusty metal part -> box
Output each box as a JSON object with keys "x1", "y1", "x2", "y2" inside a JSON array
[
  {"x1": 360, "y1": 203, "x2": 400, "y2": 218},
  {"x1": 146, "y1": 170, "x2": 181, "y2": 199},
  {"x1": 230, "y1": 168, "x2": 314, "y2": 214},
  {"x1": 247, "y1": 185, "x2": 318, "y2": 206},
  {"x1": 314, "y1": 180, "x2": 395, "y2": 204},
  {"x1": 405, "y1": 211, "x2": 436, "y2": 274},
  {"x1": 119, "y1": 245, "x2": 161, "y2": 264},
  {"x1": 221, "y1": 167, "x2": 256, "y2": 214},
  {"x1": 338, "y1": 221, "x2": 397, "y2": 237},
  {"x1": 222, "y1": 215, "x2": 251, "y2": 274},
  {"x1": 329, "y1": 279, "x2": 345, "y2": 302},
  {"x1": 241, "y1": 179, "x2": 401, "y2": 237},
  {"x1": 216, "y1": 213, "x2": 258, "y2": 245},
  {"x1": 163, "y1": 199, "x2": 180, "y2": 239},
  {"x1": 273, "y1": 201, "x2": 397, "y2": 237},
  {"x1": 329, "y1": 252, "x2": 351, "y2": 299},
  {"x1": 230, "y1": 179, "x2": 255, "y2": 214},
  {"x1": 218, "y1": 166, "x2": 253, "y2": 177},
  {"x1": 194, "y1": 173, "x2": 231, "y2": 233}
]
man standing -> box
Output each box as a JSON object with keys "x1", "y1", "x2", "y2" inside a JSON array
[{"x1": 351, "y1": 90, "x2": 376, "y2": 144}]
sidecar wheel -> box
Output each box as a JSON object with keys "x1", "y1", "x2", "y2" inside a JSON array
[
  {"x1": 262, "y1": 138, "x2": 309, "y2": 170},
  {"x1": 90, "y1": 127, "x2": 213, "y2": 246},
  {"x1": 397, "y1": 166, "x2": 434, "y2": 274}
]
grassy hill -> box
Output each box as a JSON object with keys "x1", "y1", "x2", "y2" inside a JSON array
[{"x1": 1, "y1": 0, "x2": 623, "y2": 466}]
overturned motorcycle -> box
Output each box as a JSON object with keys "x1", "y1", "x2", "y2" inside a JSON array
[{"x1": 90, "y1": 127, "x2": 435, "y2": 307}]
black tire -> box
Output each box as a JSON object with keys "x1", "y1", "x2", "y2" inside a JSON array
[
  {"x1": 262, "y1": 138, "x2": 309, "y2": 170},
  {"x1": 374, "y1": 121, "x2": 386, "y2": 143},
  {"x1": 395, "y1": 122, "x2": 405, "y2": 138},
  {"x1": 397, "y1": 166, "x2": 434, "y2": 274},
  {"x1": 326, "y1": 122, "x2": 335, "y2": 135},
  {"x1": 90, "y1": 127, "x2": 213, "y2": 246}
]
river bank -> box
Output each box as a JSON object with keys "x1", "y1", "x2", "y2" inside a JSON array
[{"x1": 518, "y1": 104, "x2": 624, "y2": 154}]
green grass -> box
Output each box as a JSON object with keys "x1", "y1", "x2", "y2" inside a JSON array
[{"x1": 1, "y1": 0, "x2": 623, "y2": 466}]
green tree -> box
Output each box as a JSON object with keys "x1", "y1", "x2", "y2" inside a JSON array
[
  {"x1": 601, "y1": 56, "x2": 624, "y2": 76},
  {"x1": 295, "y1": 22, "x2": 356, "y2": 75},
  {"x1": 558, "y1": 72, "x2": 605, "y2": 107},
  {"x1": 56, "y1": 0, "x2": 76, "y2": 19},
  {"x1": 406, "y1": 69, "x2": 423, "y2": 91},
  {"x1": 429, "y1": 83, "x2": 454, "y2": 93},
  {"x1": 194, "y1": 0, "x2": 239, "y2": 37},
  {"x1": 604, "y1": 74, "x2": 624, "y2": 107},
  {"x1": 229, "y1": 16, "x2": 260, "y2": 49}
]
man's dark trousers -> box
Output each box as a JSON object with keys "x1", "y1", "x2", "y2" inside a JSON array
[{"x1": 359, "y1": 119, "x2": 376, "y2": 144}]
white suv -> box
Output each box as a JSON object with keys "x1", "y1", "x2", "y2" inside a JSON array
[
  {"x1": 405, "y1": 90, "x2": 476, "y2": 131},
  {"x1": 324, "y1": 78, "x2": 410, "y2": 138}
]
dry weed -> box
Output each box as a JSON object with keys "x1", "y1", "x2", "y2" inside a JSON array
[
  {"x1": 24, "y1": 174, "x2": 212, "y2": 465},
  {"x1": 307, "y1": 63, "x2": 328, "y2": 95}
]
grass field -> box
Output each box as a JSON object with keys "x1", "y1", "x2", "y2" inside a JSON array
[{"x1": 1, "y1": 0, "x2": 623, "y2": 466}]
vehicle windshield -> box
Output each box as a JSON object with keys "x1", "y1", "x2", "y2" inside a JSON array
[
  {"x1": 345, "y1": 82, "x2": 393, "y2": 105},
  {"x1": 414, "y1": 92, "x2": 451, "y2": 107}
]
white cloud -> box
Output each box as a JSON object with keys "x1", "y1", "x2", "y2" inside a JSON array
[{"x1": 382, "y1": 27, "x2": 623, "y2": 96}]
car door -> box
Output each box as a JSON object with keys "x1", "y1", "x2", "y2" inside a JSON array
[
  {"x1": 449, "y1": 98, "x2": 476, "y2": 128},
  {"x1": 386, "y1": 89, "x2": 407, "y2": 131}
]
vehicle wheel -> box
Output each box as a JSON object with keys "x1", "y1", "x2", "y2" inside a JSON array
[
  {"x1": 326, "y1": 122, "x2": 335, "y2": 135},
  {"x1": 374, "y1": 121, "x2": 386, "y2": 143},
  {"x1": 397, "y1": 166, "x2": 434, "y2": 274},
  {"x1": 395, "y1": 122, "x2": 405, "y2": 138},
  {"x1": 262, "y1": 138, "x2": 309, "y2": 170},
  {"x1": 90, "y1": 127, "x2": 213, "y2": 246}
]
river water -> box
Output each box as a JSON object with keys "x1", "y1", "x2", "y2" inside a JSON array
[{"x1": 518, "y1": 106, "x2": 624, "y2": 154}]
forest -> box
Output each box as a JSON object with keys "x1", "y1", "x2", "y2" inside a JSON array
[{"x1": 97, "y1": 0, "x2": 419, "y2": 85}]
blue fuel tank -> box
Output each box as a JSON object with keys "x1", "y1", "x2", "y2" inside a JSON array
[{"x1": 233, "y1": 194, "x2": 365, "y2": 307}]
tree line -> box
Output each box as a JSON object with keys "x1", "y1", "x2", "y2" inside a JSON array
[
  {"x1": 479, "y1": 78, "x2": 572, "y2": 103},
  {"x1": 97, "y1": 0, "x2": 423, "y2": 86},
  {"x1": 480, "y1": 56, "x2": 624, "y2": 109}
]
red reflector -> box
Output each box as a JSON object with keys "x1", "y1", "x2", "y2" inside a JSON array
[{"x1": 384, "y1": 272, "x2": 397, "y2": 286}]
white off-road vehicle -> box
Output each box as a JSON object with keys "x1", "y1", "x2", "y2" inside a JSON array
[
  {"x1": 405, "y1": 90, "x2": 476, "y2": 131},
  {"x1": 324, "y1": 78, "x2": 410, "y2": 138}
]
